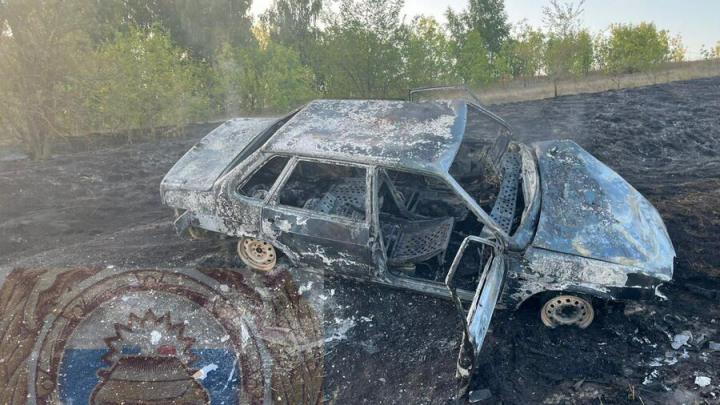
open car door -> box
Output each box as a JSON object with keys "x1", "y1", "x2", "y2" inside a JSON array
[{"x1": 445, "y1": 236, "x2": 506, "y2": 378}]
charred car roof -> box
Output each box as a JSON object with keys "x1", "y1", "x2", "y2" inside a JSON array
[{"x1": 263, "y1": 99, "x2": 468, "y2": 173}]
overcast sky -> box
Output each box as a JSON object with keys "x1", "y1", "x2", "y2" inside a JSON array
[{"x1": 250, "y1": 0, "x2": 720, "y2": 59}]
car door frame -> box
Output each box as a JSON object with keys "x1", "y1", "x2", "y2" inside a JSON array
[
  {"x1": 445, "y1": 235, "x2": 506, "y2": 376},
  {"x1": 370, "y1": 166, "x2": 486, "y2": 300},
  {"x1": 262, "y1": 156, "x2": 376, "y2": 277},
  {"x1": 219, "y1": 153, "x2": 293, "y2": 239}
]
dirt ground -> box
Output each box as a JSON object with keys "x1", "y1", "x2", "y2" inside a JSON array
[{"x1": 1, "y1": 77, "x2": 719, "y2": 404}]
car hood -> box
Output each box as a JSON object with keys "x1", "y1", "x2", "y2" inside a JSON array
[
  {"x1": 161, "y1": 117, "x2": 278, "y2": 194},
  {"x1": 530, "y1": 140, "x2": 674, "y2": 280}
]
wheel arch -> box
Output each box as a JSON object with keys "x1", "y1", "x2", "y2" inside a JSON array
[{"x1": 511, "y1": 283, "x2": 614, "y2": 310}]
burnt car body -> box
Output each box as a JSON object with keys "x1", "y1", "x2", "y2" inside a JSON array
[{"x1": 160, "y1": 96, "x2": 675, "y2": 372}]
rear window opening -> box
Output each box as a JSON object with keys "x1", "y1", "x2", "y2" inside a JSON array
[{"x1": 237, "y1": 155, "x2": 290, "y2": 199}]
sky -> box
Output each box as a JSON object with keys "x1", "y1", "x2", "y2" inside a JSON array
[{"x1": 249, "y1": 0, "x2": 720, "y2": 60}]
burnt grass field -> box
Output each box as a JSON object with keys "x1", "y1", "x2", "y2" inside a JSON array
[{"x1": 1, "y1": 77, "x2": 720, "y2": 404}]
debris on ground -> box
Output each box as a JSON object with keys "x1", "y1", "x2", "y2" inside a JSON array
[
  {"x1": 694, "y1": 376, "x2": 711, "y2": 387},
  {"x1": 671, "y1": 331, "x2": 693, "y2": 350},
  {"x1": 468, "y1": 388, "x2": 492, "y2": 403},
  {"x1": 623, "y1": 302, "x2": 646, "y2": 317}
]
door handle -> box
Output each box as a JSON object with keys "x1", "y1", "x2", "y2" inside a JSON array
[{"x1": 267, "y1": 217, "x2": 275, "y2": 224}]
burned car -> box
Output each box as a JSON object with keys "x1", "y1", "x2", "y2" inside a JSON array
[{"x1": 160, "y1": 94, "x2": 674, "y2": 374}]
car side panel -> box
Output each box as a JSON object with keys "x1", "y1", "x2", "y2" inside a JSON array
[{"x1": 261, "y1": 206, "x2": 374, "y2": 276}]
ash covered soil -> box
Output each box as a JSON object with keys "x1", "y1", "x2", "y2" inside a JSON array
[{"x1": 2, "y1": 77, "x2": 720, "y2": 404}]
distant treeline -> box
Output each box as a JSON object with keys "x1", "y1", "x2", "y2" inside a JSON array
[{"x1": 1, "y1": 0, "x2": 719, "y2": 159}]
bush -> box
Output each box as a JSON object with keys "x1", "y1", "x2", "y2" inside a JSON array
[
  {"x1": 87, "y1": 25, "x2": 212, "y2": 140},
  {"x1": 0, "y1": 0, "x2": 95, "y2": 159},
  {"x1": 215, "y1": 33, "x2": 317, "y2": 115},
  {"x1": 596, "y1": 22, "x2": 672, "y2": 74}
]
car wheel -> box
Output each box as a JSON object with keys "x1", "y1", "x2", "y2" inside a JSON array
[
  {"x1": 237, "y1": 237, "x2": 277, "y2": 272},
  {"x1": 540, "y1": 294, "x2": 594, "y2": 328}
]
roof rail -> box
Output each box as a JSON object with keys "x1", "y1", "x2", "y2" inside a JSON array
[
  {"x1": 408, "y1": 85, "x2": 512, "y2": 133},
  {"x1": 409, "y1": 85, "x2": 482, "y2": 103}
]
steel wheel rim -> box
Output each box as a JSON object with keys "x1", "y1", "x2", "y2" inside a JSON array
[
  {"x1": 541, "y1": 295, "x2": 594, "y2": 328},
  {"x1": 237, "y1": 238, "x2": 276, "y2": 272}
]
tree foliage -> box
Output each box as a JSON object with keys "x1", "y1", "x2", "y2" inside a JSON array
[
  {"x1": 700, "y1": 41, "x2": 720, "y2": 60},
  {"x1": 596, "y1": 22, "x2": 673, "y2": 74},
  {"x1": 446, "y1": 0, "x2": 510, "y2": 56},
  {"x1": 88, "y1": 25, "x2": 211, "y2": 138},
  {"x1": 96, "y1": 0, "x2": 253, "y2": 60},
  {"x1": 541, "y1": 0, "x2": 593, "y2": 94},
  {"x1": 0, "y1": 0, "x2": 694, "y2": 159},
  {"x1": 496, "y1": 22, "x2": 545, "y2": 79},
  {"x1": 261, "y1": 0, "x2": 322, "y2": 63},
  {"x1": 0, "y1": 0, "x2": 95, "y2": 158},
  {"x1": 454, "y1": 31, "x2": 495, "y2": 85},
  {"x1": 542, "y1": 0, "x2": 585, "y2": 37},
  {"x1": 215, "y1": 26, "x2": 317, "y2": 114},
  {"x1": 316, "y1": 0, "x2": 406, "y2": 98},
  {"x1": 403, "y1": 16, "x2": 455, "y2": 88}
]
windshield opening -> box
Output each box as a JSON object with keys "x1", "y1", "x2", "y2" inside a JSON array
[{"x1": 449, "y1": 105, "x2": 525, "y2": 236}]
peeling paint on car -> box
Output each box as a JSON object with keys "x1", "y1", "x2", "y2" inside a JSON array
[
  {"x1": 160, "y1": 99, "x2": 674, "y2": 305},
  {"x1": 264, "y1": 100, "x2": 467, "y2": 173},
  {"x1": 531, "y1": 140, "x2": 675, "y2": 280},
  {"x1": 160, "y1": 97, "x2": 676, "y2": 380}
]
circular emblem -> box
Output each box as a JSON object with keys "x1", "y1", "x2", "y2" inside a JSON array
[{"x1": 28, "y1": 270, "x2": 282, "y2": 404}]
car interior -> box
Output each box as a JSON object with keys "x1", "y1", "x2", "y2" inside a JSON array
[
  {"x1": 236, "y1": 149, "x2": 524, "y2": 291},
  {"x1": 277, "y1": 160, "x2": 367, "y2": 221},
  {"x1": 378, "y1": 169, "x2": 494, "y2": 287},
  {"x1": 380, "y1": 137, "x2": 524, "y2": 290}
]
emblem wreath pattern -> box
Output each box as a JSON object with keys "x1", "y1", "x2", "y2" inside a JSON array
[{"x1": 0, "y1": 267, "x2": 323, "y2": 404}]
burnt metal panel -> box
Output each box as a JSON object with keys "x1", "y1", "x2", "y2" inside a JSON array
[
  {"x1": 161, "y1": 117, "x2": 278, "y2": 193},
  {"x1": 508, "y1": 144, "x2": 541, "y2": 250},
  {"x1": 466, "y1": 255, "x2": 505, "y2": 360},
  {"x1": 531, "y1": 140, "x2": 675, "y2": 279},
  {"x1": 504, "y1": 247, "x2": 666, "y2": 308},
  {"x1": 261, "y1": 206, "x2": 374, "y2": 276},
  {"x1": 264, "y1": 100, "x2": 467, "y2": 173}
]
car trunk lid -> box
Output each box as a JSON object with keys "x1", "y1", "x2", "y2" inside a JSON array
[{"x1": 161, "y1": 117, "x2": 279, "y2": 193}]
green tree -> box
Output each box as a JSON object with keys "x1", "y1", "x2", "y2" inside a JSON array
[
  {"x1": 445, "y1": 0, "x2": 510, "y2": 84},
  {"x1": 0, "y1": 0, "x2": 96, "y2": 159},
  {"x1": 598, "y1": 22, "x2": 673, "y2": 74},
  {"x1": 571, "y1": 29, "x2": 593, "y2": 74},
  {"x1": 495, "y1": 22, "x2": 545, "y2": 80},
  {"x1": 88, "y1": 25, "x2": 211, "y2": 139},
  {"x1": 261, "y1": 0, "x2": 322, "y2": 64},
  {"x1": 668, "y1": 34, "x2": 686, "y2": 62},
  {"x1": 403, "y1": 16, "x2": 455, "y2": 88},
  {"x1": 446, "y1": 0, "x2": 510, "y2": 56},
  {"x1": 544, "y1": 34, "x2": 576, "y2": 95},
  {"x1": 541, "y1": 0, "x2": 591, "y2": 96},
  {"x1": 96, "y1": 0, "x2": 253, "y2": 60},
  {"x1": 215, "y1": 25, "x2": 316, "y2": 114},
  {"x1": 316, "y1": 0, "x2": 406, "y2": 98},
  {"x1": 542, "y1": 0, "x2": 585, "y2": 37},
  {"x1": 700, "y1": 41, "x2": 720, "y2": 59},
  {"x1": 455, "y1": 30, "x2": 494, "y2": 85}
]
